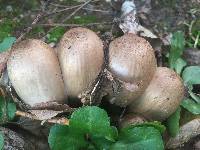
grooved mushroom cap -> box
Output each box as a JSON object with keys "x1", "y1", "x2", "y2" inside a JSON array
[
  {"x1": 128, "y1": 67, "x2": 184, "y2": 121},
  {"x1": 57, "y1": 27, "x2": 104, "y2": 98},
  {"x1": 7, "y1": 39, "x2": 66, "y2": 107},
  {"x1": 108, "y1": 34, "x2": 157, "y2": 106}
]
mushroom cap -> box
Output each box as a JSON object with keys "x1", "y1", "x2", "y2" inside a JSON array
[
  {"x1": 108, "y1": 34, "x2": 157, "y2": 106},
  {"x1": 57, "y1": 27, "x2": 104, "y2": 98},
  {"x1": 7, "y1": 39, "x2": 66, "y2": 107},
  {"x1": 128, "y1": 67, "x2": 184, "y2": 121}
]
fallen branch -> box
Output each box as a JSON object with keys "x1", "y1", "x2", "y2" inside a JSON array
[
  {"x1": 62, "y1": 0, "x2": 93, "y2": 23},
  {"x1": 15, "y1": 110, "x2": 69, "y2": 125},
  {"x1": 16, "y1": 0, "x2": 51, "y2": 42}
]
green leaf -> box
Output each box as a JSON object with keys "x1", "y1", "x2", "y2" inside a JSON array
[
  {"x1": 188, "y1": 90, "x2": 200, "y2": 103},
  {"x1": 126, "y1": 121, "x2": 166, "y2": 134},
  {"x1": 0, "y1": 132, "x2": 4, "y2": 150},
  {"x1": 182, "y1": 66, "x2": 200, "y2": 85},
  {"x1": 174, "y1": 58, "x2": 187, "y2": 74},
  {"x1": 70, "y1": 106, "x2": 115, "y2": 140},
  {"x1": 0, "y1": 37, "x2": 16, "y2": 52},
  {"x1": 169, "y1": 31, "x2": 185, "y2": 69},
  {"x1": 166, "y1": 107, "x2": 181, "y2": 137},
  {"x1": 49, "y1": 106, "x2": 117, "y2": 150},
  {"x1": 181, "y1": 98, "x2": 200, "y2": 114},
  {"x1": 111, "y1": 126, "x2": 164, "y2": 150},
  {"x1": 7, "y1": 102, "x2": 16, "y2": 120},
  {"x1": 90, "y1": 135, "x2": 114, "y2": 150},
  {"x1": 0, "y1": 97, "x2": 16, "y2": 123},
  {"x1": 48, "y1": 124, "x2": 88, "y2": 150}
]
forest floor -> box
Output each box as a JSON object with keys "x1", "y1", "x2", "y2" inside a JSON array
[{"x1": 0, "y1": 0, "x2": 200, "y2": 149}]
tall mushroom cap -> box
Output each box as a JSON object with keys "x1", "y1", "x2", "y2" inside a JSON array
[
  {"x1": 108, "y1": 34, "x2": 157, "y2": 106},
  {"x1": 128, "y1": 67, "x2": 184, "y2": 121},
  {"x1": 7, "y1": 39, "x2": 66, "y2": 107},
  {"x1": 57, "y1": 27, "x2": 104, "y2": 98}
]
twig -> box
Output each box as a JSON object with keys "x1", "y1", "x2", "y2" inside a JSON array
[
  {"x1": 49, "y1": 2, "x2": 110, "y2": 13},
  {"x1": 62, "y1": 0, "x2": 93, "y2": 23},
  {"x1": 45, "y1": 5, "x2": 81, "y2": 17},
  {"x1": 15, "y1": 110, "x2": 69, "y2": 125},
  {"x1": 16, "y1": 0, "x2": 51, "y2": 42},
  {"x1": 16, "y1": 14, "x2": 43, "y2": 43},
  {"x1": 37, "y1": 22, "x2": 113, "y2": 27}
]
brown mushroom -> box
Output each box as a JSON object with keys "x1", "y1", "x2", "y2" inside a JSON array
[
  {"x1": 57, "y1": 27, "x2": 104, "y2": 99},
  {"x1": 7, "y1": 39, "x2": 66, "y2": 107},
  {"x1": 108, "y1": 33, "x2": 157, "y2": 106},
  {"x1": 128, "y1": 67, "x2": 184, "y2": 121}
]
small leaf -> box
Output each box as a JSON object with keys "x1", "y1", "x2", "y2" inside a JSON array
[
  {"x1": 0, "y1": 132, "x2": 4, "y2": 150},
  {"x1": 125, "y1": 121, "x2": 165, "y2": 134},
  {"x1": 48, "y1": 124, "x2": 88, "y2": 150},
  {"x1": 0, "y1": 37, "x2": 16, "y2": 52},
  {"x1": 70, "y1": 106, "x2": 116, "y2": 140},
  {"x1": 166, "y1": 107, "x2": 181, "y2": 137},
  {"x1": 0, "y1": 97, "x2": 16, "y2": 123},
  {"x1": 181, "y1": 98, "x2": 200, "y2": 114},
  {"x1": 174, "y1": 58, "x2": 187, "y2": 74},
  {"x1": 182, "y1": 66, "x2": 200, "y2": 85},
  {"x1": 169, "y1": 31, "x2": 185, "y2": 69},
  {"x1": 111, "y1": 126, "x2": 164, "y2": 150},
  {"x1": 7, "y1": 102, "x2": 16, "y2": 120}
]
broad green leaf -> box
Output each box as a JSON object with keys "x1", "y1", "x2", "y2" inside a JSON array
[
  {"x1": 111, "y1": 126, "x2": 164, "y2": 150},
  {"x1": 0, "y1": 97, "x2": 16, "y2": 123},
  {"x1": 181, "y1": 98, "x2": 200, "y2": 114},
  {"x1": 126, "y1": 121, "x2": 166, "y2": 134},
  {"x1": 48, "y1": 124, "x2": 88, "y2": 150},
  {"x1": 182, "y1": 66, "x2": 200, "y2": 85},
  {"x1": 0, "y1": 132, "x2": 4, "y2": 150},
  {"x1": 166, "y1": 107, "x2": 181, "y2": 137},
  {"x1": 7, "y1": 102, "x2": 16, "y2": 120},
  {"x1": 169, "y1": 31, "x2": 185, "y2": 69},
  {"x1": 90, "y1": 135, "x2": 114, "y2": 150},
  {"x1": 174, "y1": 58, "x2": 187, "y2": 74},
  {"x1": 70, "y1": 106, "x2": 116, "y2": 140},
  {"x1": 0, "y1": 37, "x2": 16, "y2": 52}
]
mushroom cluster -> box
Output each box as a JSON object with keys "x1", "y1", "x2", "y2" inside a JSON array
[{"x1": 7, "y1": 27, "x2": 184, "y2": 121}]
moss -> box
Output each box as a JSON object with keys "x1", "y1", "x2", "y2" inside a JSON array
[
  {"x1": 0, "y1": 19, "x2": 19, "y2": 42},
  {"x1": 68, "y1": 15, "x2": 97, "y2": 24},
  {"x1": 46, "y1": 27, "x2": 65, "y2": 43},
  {"x1": 27, "y1": 26, "x2": 45, "y2": 38}
]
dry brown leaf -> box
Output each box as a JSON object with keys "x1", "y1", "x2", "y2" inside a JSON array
[{"x1": 29, "y1": 110, "x2": 63, "y2": 120}]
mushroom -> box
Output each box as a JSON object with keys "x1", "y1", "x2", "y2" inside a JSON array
[
  {"x1": 108, "y1": 33, "x2": 157, "y2": 106},
  {"x1": 57, "y1": 27, "x2": 104, "y2": 99},
  {"x1": 119, "y1": 113, "x2": 146, "y2": 128},
  {"x1": 7, "y1": 39, "x2": 66, "y2": 107},
  {"x1": 128, "y1": 67, "x2": 184, "y2": 121}
]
